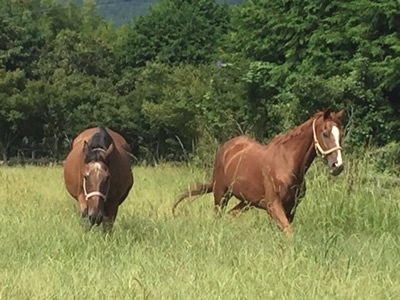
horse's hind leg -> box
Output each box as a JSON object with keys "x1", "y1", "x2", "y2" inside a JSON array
[
  {"x1": 228, "y1": 201, "x2": 251, "y2": 217},
  {"x1": 221, "y1": 191, "x2": 232, "y2": 211},
  {"x1": 213, "y1": 183, "x2": 229, "y2": 215}
]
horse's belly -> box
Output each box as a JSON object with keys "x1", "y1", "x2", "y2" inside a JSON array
[
  {"x1": 228, "y1": 175, "x2": 264, "y2": 202},
  {"x1": 223, "y1": 153, "x2": 265, "y2": 202},
  {"x1": 109, "y1": 162, "x2": 133, "y2": 204},
  {"x1": 63, "y1": 150, "x2": 82, "y2": 200}
]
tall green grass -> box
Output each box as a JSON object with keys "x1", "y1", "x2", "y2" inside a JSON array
[{"x1": 0, "y1": 159, "x2": 399, "y2": 299}]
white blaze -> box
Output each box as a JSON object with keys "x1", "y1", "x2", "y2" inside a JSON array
[
  {"x1": 331, "y1": 126, "x2": 343, "y2": 166},
  {"x1": 92, "y1": 162, "x2": 105, "y2": 181}
]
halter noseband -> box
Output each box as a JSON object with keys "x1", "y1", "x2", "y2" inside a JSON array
[
  {"x1": 83, "y1": 148, "x2": 109, "y2": 201},
  {"x1": 83, "y1": 176, "x2": 109, "y2": 201},
  {"x1": 312, "y1": 118, "x2": 342, "y2": 158}
]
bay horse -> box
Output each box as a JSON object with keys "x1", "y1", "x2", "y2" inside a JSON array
[
  {"x1": 173, "y1": 109, "x2": 345, "y2": 236},
  {"x1": 63, "y1": 126, "x2": 133, "y2": 231}
]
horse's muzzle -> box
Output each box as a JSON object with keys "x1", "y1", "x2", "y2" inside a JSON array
[
  {"x1": 329, "y1": 164, "x2": 344, "y2": 176},
  {"x1": 81, "y1": 208, "x2": 88, "y2": 219},
  {"x1": 88, "y1": 213, "x2": 103, "y2": 226}
]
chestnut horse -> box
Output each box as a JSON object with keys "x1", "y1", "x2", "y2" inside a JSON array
[
  {"x1": 63, "y1": 127, "x2": 133, "y2": 231},
  {"x1": 173, "y1": 109, "x2": 345, "y2": 236}
]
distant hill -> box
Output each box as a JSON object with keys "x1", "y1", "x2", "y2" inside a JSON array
[{"x1": 88, "y1": 0, "x2": 243, "y2": 26}]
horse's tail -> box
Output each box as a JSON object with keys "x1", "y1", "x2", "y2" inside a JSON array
[{"x1": 172, "y1": 183, "x2": 213, "y2": 216}]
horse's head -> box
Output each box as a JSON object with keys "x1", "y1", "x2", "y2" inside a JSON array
[
  {"x1": 82, "y1": 141, "x2": 114, "y2": 225},
  {"x1": 313, "y1": 108, "x2": 345, "y2": 176}
]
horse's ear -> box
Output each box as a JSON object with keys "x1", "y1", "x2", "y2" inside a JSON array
[
  {"x1": 83, "y1": 141, "x2": 90, "y2": 157},
  {"x1": 105, "y1": 143, "x2": 114, "y2": 158},
  {"x1": 323, "y1": 107, "x2": 332, "y2": 120},
  {"x1": 336, "y1": 109, "x2": 345, "y2": 119}
]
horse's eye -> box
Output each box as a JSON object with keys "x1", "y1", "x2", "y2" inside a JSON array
[{"x1": 322, "y1": 131, "x2": 329, "y2": 138}]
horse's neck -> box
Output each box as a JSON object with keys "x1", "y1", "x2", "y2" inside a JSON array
[{"x1": 280, "y1": 120, "x2": 317, "y2": 180}]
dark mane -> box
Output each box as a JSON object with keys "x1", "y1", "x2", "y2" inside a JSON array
[
  {"x1": 270, "y1": 112, "x2": 324, "y2": 146},
  {"x1": 84, "y1": 127, "x2": 113, "y2": 164}
]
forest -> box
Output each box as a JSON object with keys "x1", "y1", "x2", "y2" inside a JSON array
[
  {"x1": 58, "y1": 0, "x2": 243, "y2": 27},
  {"x1": 1, "y1": 0, "x2": 400, "y2": 166},
  {"x1": 90, "y1": 0, "x2": 243, "y2": 26}
]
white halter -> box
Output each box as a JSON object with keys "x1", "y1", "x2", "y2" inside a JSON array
[
  {"x1": 312, "y1": 118, "x2": 342, "y2": 158},
  {"x1": 83, "y1": 176, "x2": 108, "y2": 201}
]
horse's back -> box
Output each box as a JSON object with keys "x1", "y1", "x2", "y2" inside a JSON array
[
  {"x1": 71, "y1": 127, "x2": 130, "y2": 154},
  {"x1": 216, "y1": 135, "x2": 264, "y2": 167},
  {"x1": 213, "y1": 136, "x2": 266, "y2": 193}
]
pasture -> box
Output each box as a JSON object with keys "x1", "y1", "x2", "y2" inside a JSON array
[{"x1": 0, "y1": 159, "x2": 399, "y2": 299}]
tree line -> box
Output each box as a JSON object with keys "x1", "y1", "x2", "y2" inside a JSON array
[
  {"x1": 93, "y1": 0, "x2": 243, "y2": 26},
  {"x1": 1, "y1": 0, "x2": 400, "y2": 164}
]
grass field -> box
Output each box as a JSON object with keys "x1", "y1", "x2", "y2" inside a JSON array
[{"x1": 0, "y1": 159, "x2": 400, "y2": 299}]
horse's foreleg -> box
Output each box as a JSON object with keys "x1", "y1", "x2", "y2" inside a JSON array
[
  {"x1": 265, "y1": 200, "x2": 293, "y2": 237},
  {"x1": 213, "y1": 184, "x2": 228, "y2": 216},
  {"x1": 103, "y1": 204, "x2": 119, "y2": 232},
  {"x1": 259, "y1": 185, "x2": 293, "y2": 237}
]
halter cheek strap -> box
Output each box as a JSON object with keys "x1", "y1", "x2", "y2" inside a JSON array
[
  {"x1": 312, "y1": 118, "x2": 342, "y2": 158},
  {"x1": 83, "y1": 177, "x2": 108, "y2": 201}
]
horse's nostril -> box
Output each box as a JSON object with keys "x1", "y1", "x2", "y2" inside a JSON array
[
  {"x1": 334, "y1": 162, "x2": 344, "y2": 169},
  {"x1": 96, "y1": 215, "x2": 103, "y2": 225},
  {"x1": 88, "y1": 213, "x2": 102, "y2": 226},
  {"x1": 333, "y1": 162, "x2": 343, "y2": 168},
  {"x1": 88, "y1": 214, "x2": 96, "y2": 225}
]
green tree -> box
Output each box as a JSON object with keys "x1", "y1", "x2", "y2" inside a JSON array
[
  {"x1": 0, "y1": 68, "x2": 32, "y2": 161},
  {"x1": 116, "y1": 0, "x2": 230, "y2": 68},
  {"x1": 225, "y1": 0, "x2": 400, "y2": 145}
]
